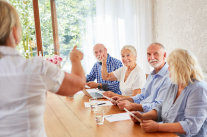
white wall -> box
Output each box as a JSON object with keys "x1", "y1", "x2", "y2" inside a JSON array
[{"x1": 153, "y1": 0, "x2": 207, "y2": 74}]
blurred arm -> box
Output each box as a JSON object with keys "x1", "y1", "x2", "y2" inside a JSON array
[{"x1": 56, "y1": 46, "x2": 85, "y2": 96}]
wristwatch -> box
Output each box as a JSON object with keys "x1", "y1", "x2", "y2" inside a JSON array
[{"x1": 98, "y1": 83, "x2": 101, "y2": 89}]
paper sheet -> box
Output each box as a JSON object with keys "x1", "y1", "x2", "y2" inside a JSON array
[
  {"x1": 104, "y1": 113, "x2": 131, "y2": 122},
  {"x1": 84, "y1": 100, "x2": 113, "y2": 108},
  {"x1": 86, "y1": 88, "x2": 100, "y2": 93}
]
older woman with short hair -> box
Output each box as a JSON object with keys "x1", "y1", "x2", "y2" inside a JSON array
[
  {"x1": 131, "y1": 49, "x2": 207, "y2": 137},
  {"x1": 101, "y1": 45, "x2": 146, "y2": 97}
]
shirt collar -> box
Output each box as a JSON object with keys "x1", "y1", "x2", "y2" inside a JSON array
[
  {"x1": 0, "y1": 46, "x2": 21, "y2": 56},
  {"x1": 151, "y1": 63, "x2": 168, "y2": 77}
]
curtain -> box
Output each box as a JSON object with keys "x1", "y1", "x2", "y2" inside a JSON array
[{"x1": 82, "y1": 0, "x2": 152, "y2": 74}]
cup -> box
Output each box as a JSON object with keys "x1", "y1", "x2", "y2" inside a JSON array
[
  {"x1": 94, "y1": 109, "x2": 104, "y2": 125},
  {"x1": 89, "y1": 98, "x2": 98, "y2": 112}
]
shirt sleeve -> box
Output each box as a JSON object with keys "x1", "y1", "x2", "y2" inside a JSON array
[
  {"x1": 141, "y1": 76, "x2": 171, "y2": 112},
  {"x1": 132, "y1": 92, "x2": 145, "y2": 104},
  {"x1": 179, "y1": 84, "x2": 207, "y2": 136},
  {"x1": 153, "y1": 104, "x2": 162, "y2": 122},
  {"x1": 113, "y1": 67, "x2": 123, "y2": 81},
  {"x1": 41, "y1": 60, "x2": 65, "y2": 93},
  {"x1": 86, "y1": 63, "x2": 97, "y2": 82}
]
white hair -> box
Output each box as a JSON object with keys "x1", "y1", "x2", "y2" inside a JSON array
[{"x1": 121, "y1": 45, "x2": 137, "y2": 57}]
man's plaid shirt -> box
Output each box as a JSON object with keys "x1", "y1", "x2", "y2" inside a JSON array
[{"x1": 86, "y1": 54, "x2": 123, "y2": 94}]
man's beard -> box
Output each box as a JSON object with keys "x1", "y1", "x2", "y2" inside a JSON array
[
  {"x1": 96, "y1": 56, "x2": 102, "y2": 62},
  {"x1": 149, "y1": 59, "x2": 162, "y2": 68}
]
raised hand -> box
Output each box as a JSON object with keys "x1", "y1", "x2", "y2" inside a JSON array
[
  {"x1": 70, "y1": 45, "x2": 83, "y2": 62},
  {"x1": 101, "y1": 53, "x2": 107, "y2": 65}
]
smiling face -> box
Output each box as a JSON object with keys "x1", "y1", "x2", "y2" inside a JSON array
[
  {"x1": 121, "y1": 49, "x2": 136, "y2": 67},
  {"x1": 93, "y1": 44, "x2": 107, "y2": 62},
  {"x1": 147, "y1": 44, "x2": 166, "y2": 69}
]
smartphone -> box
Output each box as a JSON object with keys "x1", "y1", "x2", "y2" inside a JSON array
[{"x1": 124, "y1": 108, "x2": 142, "y2": 123}]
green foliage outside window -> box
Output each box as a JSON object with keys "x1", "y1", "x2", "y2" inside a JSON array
[
  {"x1": 8, "y1": 0, "x2": 35, "y2": 58},
  {"x1": 8, "y1": 0, "x2": 96, "y2": 60}
]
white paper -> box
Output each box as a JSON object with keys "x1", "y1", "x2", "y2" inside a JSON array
[
  {"x1": 104, "y1": 113, "x2": 131, "y2": 122},
  {"x1": 84, "y1": 100, "x2": 113, "y2": 108},
  {"x1": 87, "y1": 88, "x2": 100, "y2": 93}
]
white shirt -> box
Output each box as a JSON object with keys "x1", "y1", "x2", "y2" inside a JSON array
[
  {"x1": 0, "y1": 46, "x2": 65, "y2": 137},
  {"x1": 113, "y1": 65, "x2": 146, "y2": 96}
]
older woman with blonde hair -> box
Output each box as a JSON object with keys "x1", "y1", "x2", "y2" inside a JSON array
[
  {"x1": 0, "y1": 1, "x2": 85, "y2": 137},
  {"x1": 101, "y1": 45, "x2": 146, "y2": 97},
  {"x1": 131, "y1": 49, "x2": 207, "y2": 137}
]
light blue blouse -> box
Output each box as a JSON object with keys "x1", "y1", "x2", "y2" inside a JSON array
[
  {"x1": 154, "y1": 80, "x2": 207, "y2": 137},
  {"x1": 132, "y1": 63, "x2": 171, "y2": 112}
]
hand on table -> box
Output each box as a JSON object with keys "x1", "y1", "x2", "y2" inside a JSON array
[
  {"x1": 140, "y1": 120, "x2": 159, "y2": 132},
  {"x1": 117, "y1": 100, "x2": 133, "y2": 110},
  {"x1": 103, "y1": 91, "x2": 117, "y2": 98},
  {"x1": 86, "y1": 81, "x2": 98, "y2": 88}
]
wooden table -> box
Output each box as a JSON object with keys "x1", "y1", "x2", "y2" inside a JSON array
[{"x1": 44, "y1": 92, "x2": 178, "y2": 137}]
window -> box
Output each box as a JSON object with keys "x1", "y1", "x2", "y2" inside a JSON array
[
  {"x1": 56, "y1": 0, "x2": 96, "y2": 72},
  {"x1": 9, "y1": 0, "x2": 96, "y2": 72},
  {"x1": 8, "y1": 0, "x2": 36, "y2": 58},
  {"x1": 9, "y1": 0, "x2": 152, "y2": 74}
]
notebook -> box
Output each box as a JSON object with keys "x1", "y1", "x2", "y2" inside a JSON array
[{"x1": 82, "y1": 88, "x2": 103, "y2": 99}]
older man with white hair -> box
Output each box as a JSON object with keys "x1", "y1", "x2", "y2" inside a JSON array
[{"x1": 86, "y1": 43, "x2": 123, "y2": 94}]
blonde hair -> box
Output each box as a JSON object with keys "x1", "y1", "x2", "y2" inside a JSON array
[
  {"x1": 121, "y1": 45, "x2": 137, "y2": 57},
  {"x1": 167, "y1": 49, "x2": 203, "y2": 87},
  {"x1": 0, "y1": 0, "x2": 21, "y2": 45}
]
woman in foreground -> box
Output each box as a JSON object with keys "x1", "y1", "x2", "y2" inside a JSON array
[{"x1": 0, "y1": 1, "x2": 85, "y2": 137}]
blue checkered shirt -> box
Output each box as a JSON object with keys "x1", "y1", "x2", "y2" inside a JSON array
[{"x1": 86, "y1": 54, "x2": 123, "y2": 94}]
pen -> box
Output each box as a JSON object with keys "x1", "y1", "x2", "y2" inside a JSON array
[
  {"x1": 124, "y1": 108, "x2": 142, "y2": 123},
  {"x1": 98, "y1": 103, "x2": 106, "y2": 106}
]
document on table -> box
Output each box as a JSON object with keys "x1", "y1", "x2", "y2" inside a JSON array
[
  {"x1": 84, "y1": 100, "x2": 113, "y2": 108},
  {"x1": 104, "y1": 113, "x2": 131, "y2": 122}
]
